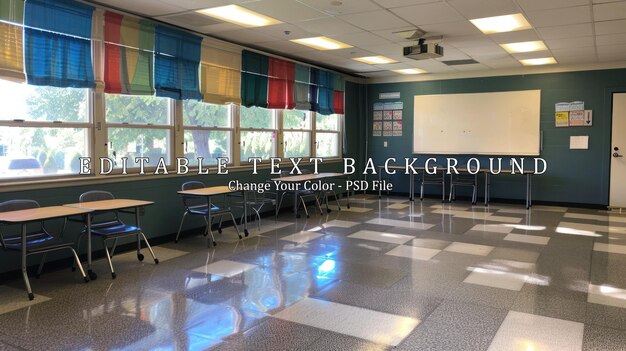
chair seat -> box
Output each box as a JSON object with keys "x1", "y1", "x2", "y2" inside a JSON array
[
  {"x1": 189, "y1": 204, "x2": 228, "y2": 216},
  {"x1": 3, "y1": 232, "x2": 72, "y2": 252},
  {"x1": 89, "y1": 221, "x2": 141, "y2": 237}
]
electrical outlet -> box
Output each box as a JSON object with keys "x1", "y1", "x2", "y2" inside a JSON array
[{"x1": 384, "y1": 141, "x2": 388, "y2": 147}]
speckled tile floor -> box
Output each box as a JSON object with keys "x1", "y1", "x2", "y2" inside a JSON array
[{"x1": 1, "y1": 195, "x2": 626, "y2": 350}]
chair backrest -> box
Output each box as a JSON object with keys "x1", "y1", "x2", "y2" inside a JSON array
[
  {"x1": 0, "y1": 199, "x2": 40, "y2": 213},
  {"x1": 181, "y1": 181, "x2": 207, "y2": 209},
  {"x1": 0, "y1": 200, "x2": 42, "y2": 247},
  {"x1": 80, "y1": 190, "x2": 114, "y2": 203},
  {"x1": 80, "y1": 191, "x2": 117, "y2": 224}
]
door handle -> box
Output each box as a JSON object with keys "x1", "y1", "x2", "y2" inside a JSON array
[{"x1": 614, "y1": 153, "x2": 624, "y2": 158}]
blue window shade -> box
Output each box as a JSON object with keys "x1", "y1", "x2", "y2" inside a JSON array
[
  {"x1": 24, "y1": 0, "x2": 95, "y2": 88},
  {"x1": 240, "y1": 50, "x2": 268, "y2": 108},
  {"x1": 317, "y1": 71, "x2": 335, "y2": 115},
  {"x1": 154, "y1": 25, "x2": 202, "y2": 100},
  {"x1": 309, "y1": 67, "x2": 320, "y2": 112}
]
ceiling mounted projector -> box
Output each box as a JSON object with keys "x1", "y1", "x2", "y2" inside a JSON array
[{"x1": 404, "y1": 38, "x2": 444, "y2": 60}]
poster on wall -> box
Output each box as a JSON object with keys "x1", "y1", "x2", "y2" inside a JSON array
[{"x1": 372, "y1": 101, "x2": 404, "y2": 137}]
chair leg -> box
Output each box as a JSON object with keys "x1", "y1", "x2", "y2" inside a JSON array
[
  {"x1": 69, "y1": 248, "x2": 88, "y2": 283},
  {"x1": 449, "y1": 185, "x2": 453, "y2": 202},
  {"x1": 140, "y1": 232, "x2": 159, "y2": 264},
  {"x1": 206, "y1": 216, "x2": 216, "y2": 247},
  {"x1": 228, "y1": 212, "x2": 242, "y2": 240},
  {"x1": 315, "y1": 196, "x2": 324, "y2": 215},
  {"x1": 110, "y1": 238, "x2": 118, "y2": 257},
  {"x1": 277, "y1": 192, "x2": 287, "y2": 217},
  {"x1": 334, "y1": 192, "x2": 342, "y2": 210},
  {"x1": 218, "y1": 215, "x2": 224, "y2": 233},
  {"x1": 202, "y1": 217, "x2": 209, "y2": 237},
  {"x1": 300, "y1": 197, "x2": 310, "y2": 218},
  {"x1": 72, "y1": 233, "x2": 84, "y2": 272},
  {"x1": 420, "y1": 183, "x2": 424, "y2": 201},
  {"x1": 103, "y1": 239, "x2": 116, "y2": 279},
  {"x1": 175, "y1": 212, "x2": 188, "y2": 243},
  {"x1": 36, "y1": 253, "x2": 47, "y2": 278}
]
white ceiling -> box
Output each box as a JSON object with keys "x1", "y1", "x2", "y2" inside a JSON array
[{"x1": 89, "y1": 0, "x2": 626, "y2": 78}]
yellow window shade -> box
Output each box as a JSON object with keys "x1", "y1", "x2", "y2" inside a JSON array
[
  {"x1": 200, "y1": 45, "x2": 241, "y2": 105},
  {"x1": 0, "y1": 22, "x2": 25, "y2": 82}
]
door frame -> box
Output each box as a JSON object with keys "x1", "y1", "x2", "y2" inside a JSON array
[{"x1": 607, "y1": 88, "x2": 626, "y2": 207}]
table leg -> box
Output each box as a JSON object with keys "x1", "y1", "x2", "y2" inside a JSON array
[
  {"x1": 86, "y1": 214, "x2": 96, "y2": 280},
  {"x1": 378, "y1": 170, "x2": 382, "y2": 199},
  {"x1": 293, "y1": 189, "x2": 299, "y2": 218},
  {"x1": 409, "y1": 172, "x2": 414, "y2": 201},
  {"x1": 484, "y1": 172, "x2": 489, "y2": 207},
  {"x1": 346, "y1": 176, "x2": 351, "y2": 208},
  {"x1": 526, "y1": 174, "x2": 530, "y2": 209},
  {"x1": 207, "y1": 195, "x2": 213, "y2": 246},
  {"x1": 242, "y1": 190, "x2": 249, "y2": 237},
  {"x1": 135, "y1": 208, "x2": 141, "y2": 257},
  {"x1": 21, "y1": 224, "x2": 33, "y2": 300}
]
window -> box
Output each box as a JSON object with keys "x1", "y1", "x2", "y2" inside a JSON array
[
  {"x1": 105, "y1": 94, "x2": 172, "y2": 168},
  {"x1": 282, "y1": 110, "x2": 311, "y2": 158},
  {"x1": 315, "y1": 113, "x2": 341, "y2": 158},
  {"x1": 183, "y1": 100, "x2": 233, "y2": 165},
  {"x1": 240, "y1": 106, "x2": 277, "y2": 161},
  {"x1": 0, "y1": 79, "x2": 90, "y2": 178}
]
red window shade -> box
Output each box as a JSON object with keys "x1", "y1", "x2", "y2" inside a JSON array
[
  {"x1": 267, "y1": 57, "x2": 295, "y2": 109},
  {"x1": 333, "y1": 91, "x2": 345, "y2": 114},
  {"x1": 104, "y1": 11, "x2": 123, "y2": 94}
]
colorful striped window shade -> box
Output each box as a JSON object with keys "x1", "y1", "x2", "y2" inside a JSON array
[
  {"x1": 24, "y1": 0, "x2": 95, "y2": 88},
  {"x1": 104, "y1": 11, "x2": 155, "y2": 95},
  {"x1": 294, "y1": 64, "x2": 311, "y2": 110},
  {"x1": 241, "y1": 50, "x2": 268, "y2": 108},
  {"x1": 267, "y1": 57, "x2": 295, "y2": 109},
  {"x1": 200, "y1": 45, "x2": 241, "y2": 105},
  {"x1": 0, "y1": 0, "x2": 24, "y2": 82},
  {"x1": 333, "y1": 75, "x2": 345, "y2": 115},
  {"x1": 155, "y1": 25, "x2": 203, "y2": 100}
]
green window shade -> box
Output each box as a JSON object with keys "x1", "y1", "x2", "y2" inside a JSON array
[{"x1": 240, "y1": 50, "x2": 268, "y2": 108}]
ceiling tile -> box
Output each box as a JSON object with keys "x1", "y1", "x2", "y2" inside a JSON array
[
  {"x1": 595, "y1": 19, "x2": 626, "y2": 35},
  {"x1": 243, "y1": 0, "x2": 328, "y2": 22},
  {"x1": 331, "y1": 47, "x2": 377, "y2": 59},
  {"x1": 544, "y1": 36, "x2": 595, "y2": 50},
  {"x1": 297, "y1": 0, "x2": 381, "y2": 15},
  {"x1": 199, "y1": 22, "x2": 242, "y2": 33},
  {"x1": 433, "y1": 46, "x2": 471, "y2": 60},
  {"x1": 444, "y1": 35, "x2": 497, "y2": 49},
  {"x1": 339, "y1": 10, "x2": 412, "y2": 30},
  {"x1": 159, "y1": 0, "x2": 259, "y2": 10},
  {"x1": 488, "y1": 29, "x2": 541, "y2": 44},
  {"x1": 593, "y1": 1, "x2": 626, "y2": 21},
  {"x1": 481, "y1": 57, "x2": 522, "y2": 68},
  {"x1": 255, "y1": 40, "x2": 316, "y2": 53},
  {"x1": 362, "y1": 71, "x2": 397, "y2": 78},
  {"x1": 213, "y1": 28, "x2": 280, "y2": 43},
  {"x1": 458, "y1": 42, "x2": 507, "y2": 56},
  {"x1": 447, "y1": 0, "x2": 520, "y2": 19},
  {"x1": 372, "y1": 0, "x2": 442, "y2": 8},
  {"x1": 597, "y1": 44, "x2": 626, "y2": 61},
  {"x1": 516, "y1": 0, "x2": 589, "y2": 11},
  {"x1": 390, "y1": 2, "x2": 465, "y2": 25},
  {"x1": 551, "y1": 46, "x2": 596, "y2": 57},
  {"x1": 331, "y1": 32, "x2": 390, "y2": 46},
  {"x1": 371, "y1": 27, "x2": 421, "y2": 43},
  {"x1": 294, "y1": 18, "x2": 363, "y2": 36},
  {"x1": 469, "y1": 52, "x2": 511, "y2": 61},
  {"x1": 406, "y1": 60, "x2": 456, "y2": 72},
  {"x1": 596, "y1": 32, "x2": 626, "y2": 46},
  {"x1": 420, "y1": 21, "x2": 482, "y2": 37},
  {"x1": 253, "y1": 23, "x2": 316, "y2": 39},
  {"x1": 526, "y1": 6, "x2": 592, "y2": 28},
  {"x1": 452, "y1": 63, "x2": 491, "y2": 71},
  {"x1": 91, "y1": 0, "x2": 187, "y2": 16},
  {"x1": 360, "y1": 43, "x2": 405, "y2": 56},
  {"x1": 537, "y1": 23, "x2": 593, "y2": 40},
  {"x1": 552, "y1": 52, "x2": 597, "y2": 64}
]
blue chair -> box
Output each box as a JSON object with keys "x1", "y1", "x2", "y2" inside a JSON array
[
  {"x1": 277, "y1": 170, "x2": 323, "y2": 218},
  {"x1": 0, "y1": 200, "x2": 88, "y2": 299},
  {"x1": 175, "y1": 181, "x2": 241, "y2": 246},
  {"x1": 77, "y1": 191, "x2": 158, "y2": 279},
  {"x1": 419, "y1": 167, "x2": 446, "y2": 203},
  {"x1": 449, "y1": 170, "x2": 479, "y2": 205}
]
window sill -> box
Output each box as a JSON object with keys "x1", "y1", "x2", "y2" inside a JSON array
[{"x1": 0, "y1": 158, "x2": 345, "y2": 193}]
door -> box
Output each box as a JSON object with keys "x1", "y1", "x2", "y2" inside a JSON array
[{"x1": 610, "y1": 93, "x2": 626, "y2": 207}]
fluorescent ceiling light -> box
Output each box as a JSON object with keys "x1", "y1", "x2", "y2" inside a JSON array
[
  {"x1": 500, "y1": 41, "x2": 547, "y2": 53},
  {"x1": 394, "y1": 68, "x2": 427, "y2": 75},
  {"x1": 520, "y1": 57, "x2": 557, "y2": 66},
  {"x1": 290, "y1": 37, "x2": 352, "y2": 50},
  {"x1": 353, "y1": 56, "x2": 397, "y2": 64},
  {"x1": 470, "y1": 13, "x2": 532, "y2": 34},
  {"x1": 196, "y1": 5, "x2": 281, "y2": 27}
]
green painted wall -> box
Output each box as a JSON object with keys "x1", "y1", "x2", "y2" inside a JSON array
[
  {"x1": 0, "y1": 82, "x2": 367, "y2": 274},
  {"x1": 367, "y1": 68, "x2": 626, "y2": 205}
]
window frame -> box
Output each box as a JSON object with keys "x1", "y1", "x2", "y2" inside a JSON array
[
  {"x1": 182, "y1": 102, "x2": 235, "y2": 166},
  {"x1": 313, "y1": 113, "x2": 342, "y2": 159},
  {"x1": 281, "y1": 109, "x2": 313, "y2": 159},
  {"x1": 237, "y1": 105, "x2": 279, "y2": 163}
]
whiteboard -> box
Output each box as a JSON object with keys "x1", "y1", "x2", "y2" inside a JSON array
[{"x1": 413, "y1": 90, "x2": 541, "y2": 155}]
